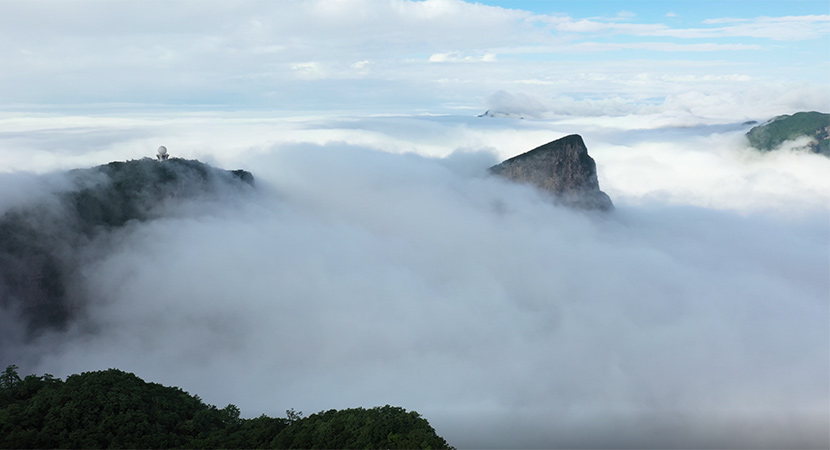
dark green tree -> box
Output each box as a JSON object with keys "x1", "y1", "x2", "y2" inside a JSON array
[
  {"x1": 0, "y1": 366, "x2": 452, "y2": 449},
  {"x1": 0, "y1": 365, "x2": 21, "y2": 390}
]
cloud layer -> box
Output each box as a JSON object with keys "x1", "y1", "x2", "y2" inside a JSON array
[
  {"x1": 1, "y1": 113, "x2": 827, "y2": 448},
  {"x1": 1, "y1": 0, "x2": 827, "y2": 113},
  {"x1": 1, "y1": 0, "x2": 827, "y2": 446}
]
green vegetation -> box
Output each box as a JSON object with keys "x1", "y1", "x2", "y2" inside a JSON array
[
  {"x1": 746, "y1": 111, "x2": 830, "y2": 155},
  {"x1": 0, "y1": 365, "x2": 452, "y2": 449},
  {"x1": 0, "y1": 158, "x2": 255, "y2": 335},
  {"x1": 68, "y1": 158, "x2": 254, "y2": 233},
  {"x1": 270, "y1": 406, "x2": 451, "y2": 449}
]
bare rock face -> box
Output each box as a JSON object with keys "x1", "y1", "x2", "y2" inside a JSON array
[{"x1": 489, "y1": 134, "x2": 613, "y2": 211}]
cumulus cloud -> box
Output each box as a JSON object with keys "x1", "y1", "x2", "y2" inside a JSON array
[{"x1": 1, "y1": 113, "x2": 827, "y2": 449}]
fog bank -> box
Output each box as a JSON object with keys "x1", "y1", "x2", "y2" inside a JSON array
[{"x1": 0, "y1": 115, "x2": 827, "y2": 448}]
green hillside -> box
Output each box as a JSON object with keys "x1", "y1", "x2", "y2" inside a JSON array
[
  {"x1": 746, "y1": 111, "x2": 830, "y2": 155},
  {"x1": 0, "y1": 158, "x2": 254, "y2": 335},
  {"x1": 0, "y1": 365, "x2": 453, "y2": 449}
]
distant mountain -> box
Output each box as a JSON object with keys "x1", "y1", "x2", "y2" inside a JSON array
[
  {"x1": 489, "y1": 134, "x2": 613, "y2": 211},
  {"x1": 0, "y1": 158, "x2": 254, "y2": 336},
  {"x1": 746, "y1": 111, "x2": 830, "y2": 155},
  {"x1": 0, "y1": 365, "x2": 453, "y2": 449},
  {"x1": 477, "y1": 110, "x2": 526, "y2": 119}
]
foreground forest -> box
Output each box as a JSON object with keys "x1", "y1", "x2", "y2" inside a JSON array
[{"x1": 0, "y1": 365, "x2": 452, "y2": 449}]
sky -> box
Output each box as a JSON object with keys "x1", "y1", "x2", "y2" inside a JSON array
[
  {"x1": 0, "y1": 1, "x2": 829, "y2": 449},
  {"x1": 0, "y1": 0, "x2": 828, "y2": 115}
]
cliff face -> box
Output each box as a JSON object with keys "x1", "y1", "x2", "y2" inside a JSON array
[
  {"x1": 489, "y1": 134, "x2": 613, "y2": 211},
  {"x1": 0, "y1": 158, "x2": 254, "y2": 335}
]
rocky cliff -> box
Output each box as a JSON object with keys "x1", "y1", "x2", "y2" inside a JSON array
[{"x1": 489, "y1": 134, "x2": 613, "y2": 211}]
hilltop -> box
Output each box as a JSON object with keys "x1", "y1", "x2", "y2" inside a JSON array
[
  {"x1": 0, "y1": 365, "x2": 453, "y2": 449},
  {"x1": 0, "y1": 158, "x2": 254, "y2": 335},
  {"x1": 746, "y1": 111, "x2": 830, "y2": 155}
]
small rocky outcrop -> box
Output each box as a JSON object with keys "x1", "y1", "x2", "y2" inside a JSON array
[{"x1": 489, "y1": 134, "x2": 613, "y2": 211}]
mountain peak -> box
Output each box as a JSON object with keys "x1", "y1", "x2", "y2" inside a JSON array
[{"x1": 489, "y1": 134, "x2": 613, "y2": 211}]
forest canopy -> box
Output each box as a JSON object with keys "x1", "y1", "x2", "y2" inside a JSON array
[{"x1": 0, "y1": 365, "x2": 453, "y2": 449}]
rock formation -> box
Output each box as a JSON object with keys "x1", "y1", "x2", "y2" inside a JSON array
[{"x1": 489, "y1": 134, "x2": 613, "y2": 211}]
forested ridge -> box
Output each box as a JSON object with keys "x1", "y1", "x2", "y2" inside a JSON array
[
  {"x1": 746, "y1": 111, "x2": 830, "y2": 155},
  {"x1": 0, "y1": 158, "x2": 255, "y2": 336},
  {"x1": 0, "y1": 365, "x2": 453, "y2": 449}
]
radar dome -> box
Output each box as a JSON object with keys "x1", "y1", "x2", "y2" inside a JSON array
[{"x1": 157, "y1": 146, "x2": 168, "y2": 155}]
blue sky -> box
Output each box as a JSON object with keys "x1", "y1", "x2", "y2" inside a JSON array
[{"x1": 0, "y1": 0, "x2": 827, "y2": 116}]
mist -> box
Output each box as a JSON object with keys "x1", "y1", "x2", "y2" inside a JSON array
[{"x1": 1, "y1": 114, "x2": 828, "y2": 448}]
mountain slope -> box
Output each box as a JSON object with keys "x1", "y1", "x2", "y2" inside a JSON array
[
  {"x1": 746, "y1": 111, "x2": 830, "y2": 155},
  {"x1": 0, "y1": 158, "x2": 254, "y2": 336}
]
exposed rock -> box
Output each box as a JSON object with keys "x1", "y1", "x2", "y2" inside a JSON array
[
  {"x1": 0, "y1": 158, "x2": 254, "y2": 335},
  {"x1": 746, "y1": 111, "x2": 830, "y2": 155},
  {"x1": 489, "y1": 134, "x2": 613, "y2": 211}
]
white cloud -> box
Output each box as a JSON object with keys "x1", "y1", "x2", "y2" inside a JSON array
[
  {"x1": 290, "y1": 61, "x2": 326, "y2": 80},
  {"x1": 703, "y1": 17, "x2": 751, "y2": 24},
  {"x1": 428, "y1": 51, "x2": 497, "y2": 63},
  {"x1": 0, "y1": 1, "x2": 827, "y2": 444},
  {"x1": 1, "y1": 112, "x2": 827, "y2": 449},
  {"x1": 660, "y1": 15, "x2": 830, "y2": 41},
  {"x1": 544, "y1": 13, "x2": 830, "y2": 41},
  {"x1": 570, "y1": 41, "x2": 761, "y2": 52},
  {"x1": 473, "y1": 79, "x2": 828, "y2": 123},
  {"x1": 483, "y1": 90, "x2": 548, "y2": 117},
  {"x1": 0, "y1": 0, "x2": 826, "y2": 112}
]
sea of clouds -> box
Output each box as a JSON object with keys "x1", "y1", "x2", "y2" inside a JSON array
[{"x1": 0, "y1": 111, "x2": 828, "y2": 448}]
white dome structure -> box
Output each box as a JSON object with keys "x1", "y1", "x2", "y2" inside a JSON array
[{"x1": 156, "y1": 145, "x2": 169, "y2": 161}]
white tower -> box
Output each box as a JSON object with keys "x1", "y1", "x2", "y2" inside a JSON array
[{"x1": 157, "y1": 146, "x2": 169, "y2": 161}]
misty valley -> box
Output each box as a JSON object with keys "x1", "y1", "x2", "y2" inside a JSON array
[
  {"x1": 0, "y1": 110, "x2": 828, "y2": 449},
  {"x1": 1, "y1": 0, "x2": 829, "y2": 447}
]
